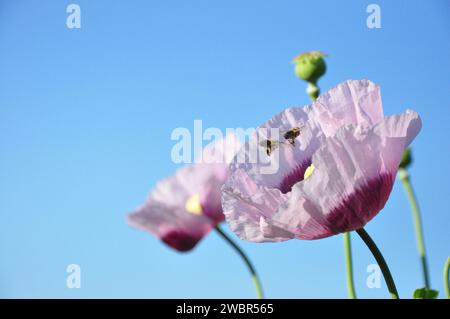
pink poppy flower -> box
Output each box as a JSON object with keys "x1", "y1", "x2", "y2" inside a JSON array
[
  {"x1": 128, "y1": 134, "x2": 241, "y2": 252},
  {"x1": 222, "y1": 80, "x2": 422, "y2": 242}
]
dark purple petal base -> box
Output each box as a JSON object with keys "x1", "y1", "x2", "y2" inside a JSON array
[
  {"x1": 326, "y1": 172, "x2": 395, "y2": 234},
  {"x1": 279, "y1": 159, "x2": 312, "y2": 194},
  {"x1": 161, "y1": 230, "x2": 203, "y2": 252}
]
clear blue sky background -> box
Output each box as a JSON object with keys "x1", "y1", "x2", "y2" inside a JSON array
[{"x1": 0, "y1": 0, "x2": 449, "y2": 298}]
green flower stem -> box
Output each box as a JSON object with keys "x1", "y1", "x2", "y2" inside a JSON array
[
  {"x1": 215, "y1": 226, "x2": 264, "y2": 299},
  {"x1": 343, "y1": 232, "x2": 357, "y2": 298},
  {"x1": 445, "y1": 257, "x2": 450, "y2": 299},
  {"x1": 398, "y1": 168, "x2": 430, "y2": 288},
  {"x1": 310, "y1": 92, "x2": 356, "y2": 299},
  {"x1": 356, "y1": 228, "x2": 399, "y2": 299}
]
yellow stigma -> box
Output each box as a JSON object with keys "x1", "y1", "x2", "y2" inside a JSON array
[
  {"x1": 303, "y1": 164, "x2": 315, "y2": 180},
  {"x1": 185, "y1": 194, "x2": 203, "y2": 215}
]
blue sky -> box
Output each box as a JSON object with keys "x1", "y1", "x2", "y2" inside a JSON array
[{"x1": 0, "y1": 0, "x2": 449, "y2": 298}]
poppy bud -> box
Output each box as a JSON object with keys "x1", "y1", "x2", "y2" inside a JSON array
[{"x1": 399, "y1": 148, "x2": 413, "y2": 169}]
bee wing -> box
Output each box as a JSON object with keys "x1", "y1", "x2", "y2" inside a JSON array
[
  {"x1": 258, "y1": 139, "x2": 279, "y2": 147},
  {"x1": 286, "y1": 138, "x2": 295, "y2": 146}
]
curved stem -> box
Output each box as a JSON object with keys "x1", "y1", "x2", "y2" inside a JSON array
[
  {"x1": 215, "y1": 226, "x2": 264, "y2": 299},
  {"x1": 343, "y1": 232, "x2": 357, "y2": 298},
  {"x1": 398, "y1": 168, "x2": 430, "y2": 288},
  {"x1": 445, "y1": 257, "x2": 450, "y2": 299},
  {"x1": 356, "y1": 228, "x2": 399, "y2": 299}
]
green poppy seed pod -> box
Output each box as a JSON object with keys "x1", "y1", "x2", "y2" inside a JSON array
[{"x1": 292, "y1": 51, "x2": 327, "y2": 84}]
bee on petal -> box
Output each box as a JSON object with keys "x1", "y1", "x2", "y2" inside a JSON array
[{"x1": 283, "y1": 127, "x2": 302, "y2": 146}]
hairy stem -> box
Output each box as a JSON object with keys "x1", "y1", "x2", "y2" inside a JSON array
[
  {"x1": 215, "y1": 226, "x2": 264, "y2": 299},
  {"x1": 444, "y1": 257, "x2": 450, "y2": 299},
  {"x1": 398, "y1": 168, "x2": 430, "y2": 288},
  {"x1": 356, "y1": 228, "x2": 399, "y2": 299},
  {"x1": 343, "y1": 232, "x2": 357, "y2": 298}
]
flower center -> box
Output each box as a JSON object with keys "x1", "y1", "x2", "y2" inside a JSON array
[
  {"x1": 279, "y1": 159, "x2": 312, "y2": 194},
  {"x1": 303, "y1": 164, "x2": 315, "y2": 180},
  {"x1": 185, "y1": 194, "x2": 203, "y2": 215}
]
